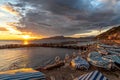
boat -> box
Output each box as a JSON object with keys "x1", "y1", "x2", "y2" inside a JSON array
[
  {"x1": 43, "y1": 61, "x2": 65, "y2": 70},
  {"x1": 87, "y1": 51, "x2": 112, "y2": 69}
]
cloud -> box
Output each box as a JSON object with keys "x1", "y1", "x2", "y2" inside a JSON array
[
  {"x1": 11, "y1": 0, "x2": 120, "y2": 37},
  {"x1": 0, "y1": 12, "x2": 6, "y2": 17},
  {"x1": 72, "y1": 29, "x2": 109, "y2": 37},
  {"x1": 0, "y1": 27, "x2": 8, "y2": 31},
  {"x1": 0, "y1": 3, "x2": 20, "y2": 16}
]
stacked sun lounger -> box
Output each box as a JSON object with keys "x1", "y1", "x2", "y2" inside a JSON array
[
  {"x1": 103, "y1": 55, "x2": 120, "y2": 64},
  {"x1": 74, "y1": 70, "x2": 108, "y2": 80},
  {"x1": 71, "y1": 56, "x2": 90, "y2": 70},
  {"x1": 107, "y1": 50, "x2": 120, "y2": 55},
  {"x1": 0, "y1": 68, "x2": 46, "y2": 80}
]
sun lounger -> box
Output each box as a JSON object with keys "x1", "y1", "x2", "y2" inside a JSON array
[
  {"x1": 97, "y1": 48, "x2": 108, "y2": 55},
  {"x1": 103, "y1": 55, "x2": 120, "y2": 64},
  {"x1": 71, "y1": 56, "x2": 90, "y2": 70},
  {"x1": 100, "y1": 44, "x2": 119, "y2": 49},
  {"x1": 0, "y1": 68, "x2": 46, "y2": 80},
  {"x1": 74, "y1": 70, "x2": 108, "y2": 80},
  {"x1": 109, "y1": 49, "x2": 120, "y2": 53},
  {"x1": 107, "y1": 50, "x2": 120, "y2": 55}
]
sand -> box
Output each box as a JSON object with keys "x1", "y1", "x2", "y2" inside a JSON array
[{"x1": 43, "y1": 65, "x2": 120, "y2": 80}]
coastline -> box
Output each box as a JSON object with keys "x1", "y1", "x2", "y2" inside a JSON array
[
  {"x1": 36, "y1": 43, "x2": 120, "y2": 80},
  {"x1": 0, "y1": 41, "x2": 120, "y2": 80}
]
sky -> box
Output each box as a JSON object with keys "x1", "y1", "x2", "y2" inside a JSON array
[{"x1": 0, "y1": 0, "x2": 120, "y2": 39}]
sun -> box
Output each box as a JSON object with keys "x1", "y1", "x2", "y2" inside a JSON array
[{"x1": 22, "y1": 35, "x2": 31, "y2": 40}]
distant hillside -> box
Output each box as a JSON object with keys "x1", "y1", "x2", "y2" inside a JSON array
[
  {"x1": 42, "y1": 36, "x2": 73, "y2": 40},
  {"x1": 42, "y1": 36, "x2": 94, "y2": 40},
  {"x1": 97, "y1": 26, "x2": 120, "y2": 40}
]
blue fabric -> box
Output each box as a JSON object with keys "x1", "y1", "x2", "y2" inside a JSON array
[
  {"x1": 107, "y1": 50, "x2": 120, "y2": 55},
  {"x1": 0, "y1": 72, "x2": 46, "y2": 80},
  {"x1": 78, "y1": 70, "x2": 108, "y2": 80},
  {"x1": 103, "y1": 55, "x2": 120, "y2": 64},
  {"x1": 87, "y1": 52, "x2": 111, "y2": 69},
  {"x1": 72, "y1": 56, "x2": 90, "y2": 70}
]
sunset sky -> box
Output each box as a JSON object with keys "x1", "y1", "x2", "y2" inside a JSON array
[{"x1": 0, "y1": 0, "x2": 120, "y2": 40}]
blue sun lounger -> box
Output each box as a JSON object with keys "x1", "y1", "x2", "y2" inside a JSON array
[
  {"x1": 74, "y1": 70, "x2": 108, "y2": 80},
  {"x1": 0, "y1": 68, "x2": 46, "y2": 80},
  {"x1": 87, "y1": 52, "x2": 112, "y2": 69},
  {"x1": 103, "y1": 55, "x2": 120, "y2": 64},
  {"x1": 71, "y1": 56, "x2": 90, "y2": 70}
]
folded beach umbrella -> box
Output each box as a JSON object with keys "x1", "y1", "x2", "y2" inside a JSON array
[
  {"x1": 71, "y1": 56, "x2": 90, "y2": 70},
  {"x1": 0, "y1": 68, "x2": 46, "y2": 80},
  {"x1": 74, "y1": 70, "x2": 108, "y2": 80}
]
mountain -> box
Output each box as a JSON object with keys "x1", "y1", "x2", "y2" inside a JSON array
[
  {"x1": 42, "y1": 36, "x2": 73, "y2": 40},
  {"x1": 97, "y1": 26, "x2": 120, "y2": 40},
  {"x1": 42, "y1": 36, "x2": 94, "y2": 40}
]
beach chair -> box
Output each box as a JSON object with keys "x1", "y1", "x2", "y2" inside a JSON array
[
  {"x1": 74, "y1": 70, "x2": 108, "y2": 80},
  {"x1": 103, "y1": 55, "x2": 120, "y2": 70},
  {"x1": 97, "y1": 48, "x2": 108, "y2": 55},
  {"x1": 0, "y1": 68, "x2": 46, "y2": 80},
  {"x1": 87, "y1": 52, "x2": 112, "y2": 69},
  {"x1": 107, "y1": 50, "x2": 120, "y2": 56},
  {"x1": 71, "y1": 56, "x2": 90, "y2": 70},
  {"x1": 103, "y1": 55, "x2": 120, "y2": 64}
]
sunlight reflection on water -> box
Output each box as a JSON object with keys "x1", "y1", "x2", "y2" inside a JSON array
[
  {"x1": 0, "y1": 47, "x2": 77, "y2": 71},
  {"x1": 23, "y1": 40, "x2": 29, "y2": 45},
  {"x1": 0, "y1": 48, "x2": 29, "y2": 71}
]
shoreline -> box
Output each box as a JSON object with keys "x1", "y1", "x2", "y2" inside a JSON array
[
  {"x1": 0, "y1": 40, "x2": 120, "y2": 80},
  {"x1": 35, "y1": 43, "x2": 120, "y2": 80}
]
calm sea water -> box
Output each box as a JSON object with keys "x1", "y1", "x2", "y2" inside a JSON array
[
  {"x1": 0, "y1": 39, "x2": 94, "y2": 71},
  {"x1": 0, "y1": 40, "x2": 79, "y2": 71}
]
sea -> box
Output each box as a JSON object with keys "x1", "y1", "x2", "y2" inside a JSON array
[{"x1": 0, "y1": 39, "x2": 95, "y2": 71}]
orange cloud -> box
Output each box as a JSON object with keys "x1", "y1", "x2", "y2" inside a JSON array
[
  {"x1": 0, "y1": 27, "x2": 7, "y2": 31},
  {"x1": 0, "y1": 3, "x2": 20, "y2": 16},
  {"x1": 0, "y1": 23, "x2": 43, "y2": 40},
  {"x1": 0, "y1": 23, "x2": 22, "y2": 34}
]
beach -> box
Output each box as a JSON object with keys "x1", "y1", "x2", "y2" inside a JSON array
[
  {"x1": 0, "y1": 40, "x2": 120, "y2": 80},
  {"x1": 43, "y1": 66, "x2": 120, "y2": 80},
  {"x1": 36, "y1": 42, "x2": 120, "y2": 80}
]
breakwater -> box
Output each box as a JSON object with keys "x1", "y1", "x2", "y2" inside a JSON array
[{"x1": 0, "y1": 43, "x2": 91, "y2": 50}]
